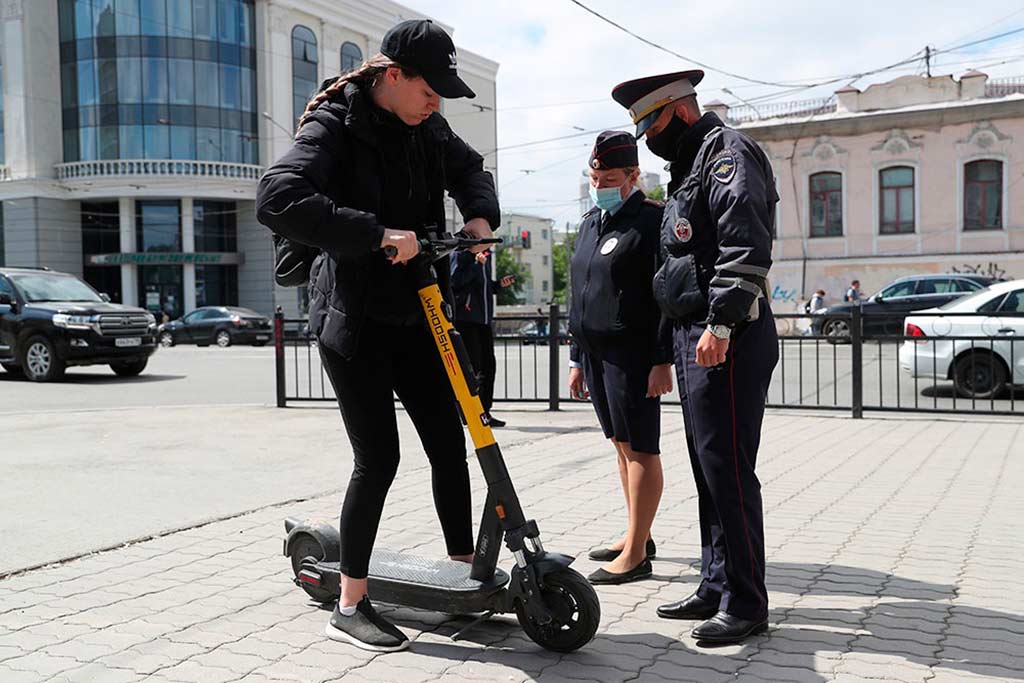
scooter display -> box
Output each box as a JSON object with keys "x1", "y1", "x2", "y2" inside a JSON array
[{"x1": 283, "y1": 230, "x2": 600, "y2": 652}]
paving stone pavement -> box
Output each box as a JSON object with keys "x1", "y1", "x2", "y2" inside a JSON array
[{"x1": 1, "y1": 410, "x2": 1022, "y2": 682}]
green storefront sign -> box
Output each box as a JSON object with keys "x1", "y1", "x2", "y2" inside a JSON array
[{"x1": 86, "y1": 253, "x2": 244, "y2": 266}]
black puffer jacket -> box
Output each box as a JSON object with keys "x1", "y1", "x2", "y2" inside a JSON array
[{"x1": 256, "y1": 82, "x2": 500, "y2": 358}]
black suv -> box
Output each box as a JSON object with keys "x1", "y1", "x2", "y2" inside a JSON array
[
  {"x1": 0, "y1": 267, "x2": 158, "y2": 382},
  {"x1": 810, "y1": 273, "x2": 1000, "y2": 339}
]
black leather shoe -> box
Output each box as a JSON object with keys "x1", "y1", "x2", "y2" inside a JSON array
[
  {"x1": 486, "y1": 414, "x2": 506, "y2": 428},
  {"x1": 656, "y1": 592, "x2": 719, "y2": 620},
  {"x1": 587, "y1": 559, "x2": 652, "y2": 585},
  {"x1": 587, "y1": 538, "x2": 657, "y2": 562},
  {"x1": 692, "y1": 611, "x2": 768, "y2": 644}
]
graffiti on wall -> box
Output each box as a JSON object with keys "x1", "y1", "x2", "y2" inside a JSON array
[
  {"x1": 950, "y1": 262, "x2": 1007, "y2": 280},
  {"x1": 771, "y1": 284, "x2": 798, "y2": 304}
]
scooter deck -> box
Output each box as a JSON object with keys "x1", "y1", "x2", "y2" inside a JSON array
[{"x1": 315, "y1": 549, "x2": 511, "y2": 614}]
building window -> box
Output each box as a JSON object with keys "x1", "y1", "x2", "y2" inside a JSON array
[
  {"x1": 542, "y1": 255, "x2": 548, "y2": 266},
  {"x1": 964, "y1": 159, "x2": 1003, "y2": 231},
  {"x1": 58, "y1": 0, "x2": 259, "y2": 164},
  {"x1": 82, "y1": 202, "x2": 121, "y2": 254},
  {"x1": 809, "y1": 172, "x2": 842, "y2": 237},
  {"x1": 341, "y1": 42, "x2": 362, "y2": 73},
  {"x1": 136, "y1": 200, "x2": 181, "y2": 252},
  {"x1": 879, "y1": 166, "x2": 915, "y2": 234},
  {"x1": 194, "y1": 200, "x2": 237, "y2": 251},
  {"x1": 542, "y1": 280, "x2": 549, "y2": 292},
  {"x1": 292, "y1": 25, "x2": 318, "y2": 128},
  {"x1": 196, "y1": 264, "x2": 238, "y2": 307}
]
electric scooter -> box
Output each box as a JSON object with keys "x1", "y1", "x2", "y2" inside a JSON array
[{"x1": 283, "y1": 230, "x2": 600, "y2": 652}]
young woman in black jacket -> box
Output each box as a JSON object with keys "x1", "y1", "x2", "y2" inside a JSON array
[{"x1": 256, "y1": 20, "x2": 499, "y2": 652}]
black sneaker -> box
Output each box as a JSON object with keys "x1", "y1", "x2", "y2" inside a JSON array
[
  {"x1": 324, "y1": 597, "x2": 409, "y2": 652},
  {"x1": 486, "y1": 414, "x2": 506, "y2": 428}
]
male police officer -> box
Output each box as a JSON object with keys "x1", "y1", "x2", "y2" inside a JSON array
[{"x1": 612, "y1": 70, "x2": 779, "y2": 644}]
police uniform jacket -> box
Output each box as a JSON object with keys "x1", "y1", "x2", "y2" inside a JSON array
[
  {"x1": 256, "y1": 81, "x2": 500, "y2": 358},
  {"x1": 450, "y1": 250, "x2": 499, "y2": 326},
  {"x1": 569, "y1": 190, "x2": 671, "y2": 365},
  {"x1": 655, "y1": 112, "x2": 777, "y2": 331}
]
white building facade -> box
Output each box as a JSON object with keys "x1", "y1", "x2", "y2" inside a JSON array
[
  {"x1": 499, "y1": 211, "x2": 554, "y2": 306},
  {"x1": 0, "y1": 0, "x2": 497, "y2": 318}
]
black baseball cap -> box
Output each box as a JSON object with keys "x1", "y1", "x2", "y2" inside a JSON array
[{"x1": 380, "y1": 20, "x2": 476, "y2": 99}]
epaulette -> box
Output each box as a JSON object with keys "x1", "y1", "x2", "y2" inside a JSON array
[
  {"x1": 582, "y1": 206, "x2": 601, "y2": 219},
  {"x1": 643, "y1": 197, "x2": 665, "y2": 208}
]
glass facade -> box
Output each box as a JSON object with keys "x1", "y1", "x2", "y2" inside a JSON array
[
  {"x1": 82, "y1": 201, "x2": 122, "y2": 301},
  {"x1": 292, "y1": 26, "x2": 318, "y2": 129},
  {"x1": 58, "y1": 0, "x2": 258, "y2": 164},
  {"x1": 196, "y1": 264, "x2": 237, "y2": 306},
  {"x1": 136, "y1": 200, "x2": 181, "y2": 252},
  {"x1": 194, "y1": 200, "x2": 236, "y2": 251}
]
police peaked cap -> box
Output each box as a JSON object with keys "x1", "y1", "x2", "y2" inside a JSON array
[
  {"x1": 612, "y1": 70, "x2": 705, "y2": 137},
  {"x1": 589, "y1": 130, "x2": 639, "y2": 171}
]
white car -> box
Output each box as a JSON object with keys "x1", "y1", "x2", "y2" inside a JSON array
[{"x1": 900, "y1": 279, "x2": 1024, "y2": 399}]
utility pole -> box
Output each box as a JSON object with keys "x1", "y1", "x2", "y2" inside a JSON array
[{"x1": 925, "y1": 46, "x2": 932, "y2": 78}]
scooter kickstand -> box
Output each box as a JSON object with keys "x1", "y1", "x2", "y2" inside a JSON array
[{"x1": 451, "y1": 610, "x2": 495, "y2": 641}]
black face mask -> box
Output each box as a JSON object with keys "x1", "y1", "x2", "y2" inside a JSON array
[{"x1": 645, "y1": 114, "x2": 689, "y2": 161}]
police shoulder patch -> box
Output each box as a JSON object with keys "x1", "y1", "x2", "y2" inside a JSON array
[{"x1": 710, "y1": 151, "x2": 737, "y2": 184}]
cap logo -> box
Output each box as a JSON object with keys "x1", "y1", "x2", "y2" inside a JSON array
[
  {"x1": 591, "y1": 158, "x2": 601, "y2": 169},
  {"x1": 449, "y1": 51, "x2": 458, "y2": 70},
  {"x1": 711, "y1": 152, "x2": 737, "y2": 184},
  {"x1": 674, "y1": 217, "x2": 692, "y2": 243}
]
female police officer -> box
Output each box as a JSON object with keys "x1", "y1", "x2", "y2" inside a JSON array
[
  {"x1": 568, "y1": 131, "x2": 674, "y2": 586},
  {"x1": 256, "y1": 20, "x2": 498, "y2": 652}
]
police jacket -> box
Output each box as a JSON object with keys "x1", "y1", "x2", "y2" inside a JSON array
[
  {"x1": 256, "y1": 82, "x2": 500, "y2": 358},
  {"x1": 569, "y1": 190, "x2": 671, "y2": 365},
  {"x1": 654, "y1": 111, "x2": 777, "y2": 330},
  {"x1": 450, "y1": 250, "x2": 498, "y2": 326}
]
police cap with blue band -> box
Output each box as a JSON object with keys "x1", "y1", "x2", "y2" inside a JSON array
[
  {"x1": 611, "y1": 70, "x2": 705, "y2": 137},
  {"x1": 589, "y1": 130, "x2": 639, "y2": 171}
]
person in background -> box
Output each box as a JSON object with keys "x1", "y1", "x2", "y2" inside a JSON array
[
  {"x1": 845, "y1": 280, "x2": 862, "y2": 303},
  {"x1": 450, "y1": 249, "x2": 515, "y2": 427},
  {"x1": 808, "y1": 290, "x2": 826, "y2": 313}
]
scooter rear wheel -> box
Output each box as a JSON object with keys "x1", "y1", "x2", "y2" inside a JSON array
[
  {"x1": 289, "y1": 533, "x2": 336, "y2": 604},
  {"x1": 514, "y1": 568, "x2": 599, "y2": 652}
]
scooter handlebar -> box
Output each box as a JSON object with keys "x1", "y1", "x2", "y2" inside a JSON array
[{"x1": 382, "y1": 234, "x2": 502, "y2": 260}]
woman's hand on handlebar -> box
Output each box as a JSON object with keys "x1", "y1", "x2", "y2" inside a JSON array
[
  {"x1": 381, "y1": 228, "x2": 420, "y2": 264},
  {"x1": 462, "y1": 218, "x2": 494, "y2": 254}
]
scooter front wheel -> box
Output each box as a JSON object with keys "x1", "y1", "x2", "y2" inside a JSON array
[{"x1": 514, "y1": 568, "x2": 599, "y2": 652}]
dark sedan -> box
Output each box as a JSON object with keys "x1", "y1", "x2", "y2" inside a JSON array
[
  {"x1": 158, "y1": 306, "x2": 272, "y2": 348},
  {"x1": 810, "y1": 274, "x2": 1000, "y2": 339}
]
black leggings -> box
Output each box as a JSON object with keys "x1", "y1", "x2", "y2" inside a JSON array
[{"x1": 319, "y1": 318, "x2": 474, "y2": 579}]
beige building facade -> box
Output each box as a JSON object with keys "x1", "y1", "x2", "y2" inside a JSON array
[{"x1": 708, "y1": 72, "x2": 1024, "y2": 311}]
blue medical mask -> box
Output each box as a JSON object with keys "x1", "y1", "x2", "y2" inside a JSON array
[{"x1": 589, "y1": 184, "x2": 624, "y2": 212}]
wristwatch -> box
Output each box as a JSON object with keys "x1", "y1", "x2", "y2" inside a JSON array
[{"x1": 707, "y1": 324, "x2": 732, "y2": 340}]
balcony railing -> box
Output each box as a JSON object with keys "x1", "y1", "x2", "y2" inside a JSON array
[
  {"x1": 55, "y1": 159, "x2": 263, "y2": 181},
  {"x1": 728, "y1": 96, "x2": 837, "y2": 124},
  {"x1": 985, "y1": 77, "x2": 1024, "y2": 98}
]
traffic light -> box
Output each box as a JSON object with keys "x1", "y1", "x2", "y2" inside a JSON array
[{"x1": 521, "y1": 230, "x2": 531, "y2": 249}]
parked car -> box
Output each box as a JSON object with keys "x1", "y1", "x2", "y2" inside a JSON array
[
  {"x1": 0, "y1": 266, "x2": 157, "y2": 382},
  {"x1": 158, "y1": 306, "x2": 272, "y2": 348},
  {"x1": 899, "y1": 279, "x2": 1024, "y2": 399},
  {"x1": 811, "y1": 274, "x2": 1000, "y2": 340},
  {"x1": 518, "y1": 319, "x2": 571, "y2": 345}
]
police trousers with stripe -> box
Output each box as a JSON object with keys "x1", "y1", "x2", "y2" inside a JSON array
[{"x1": 673, "y1": 299, "x2": 778, "y2": 620}]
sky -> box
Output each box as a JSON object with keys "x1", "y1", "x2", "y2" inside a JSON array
[{"x1": 403, "y1": 1, "x2": 1024, "y2": 229}]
